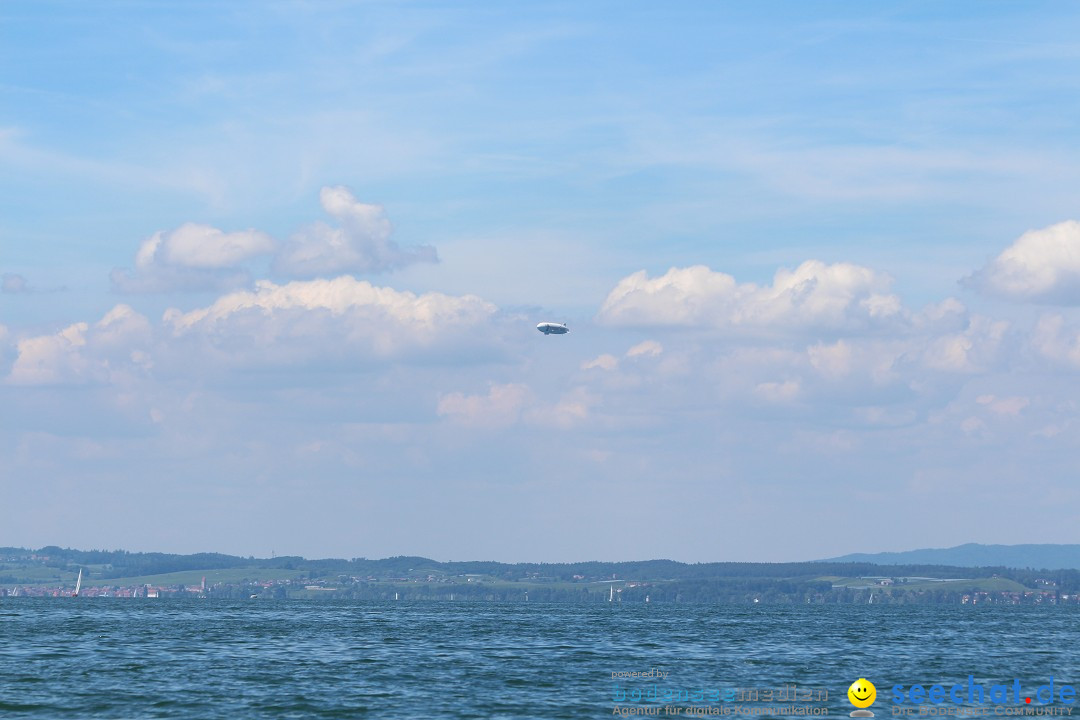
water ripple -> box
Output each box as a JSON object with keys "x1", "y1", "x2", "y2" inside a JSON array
[{"x1": 0, "y1": 599, "x2": 1076, "y2": 718}]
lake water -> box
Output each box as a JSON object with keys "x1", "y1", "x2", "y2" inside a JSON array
[{"x1": 0, "y1": 600, "x2": 1077, "y2": 718}]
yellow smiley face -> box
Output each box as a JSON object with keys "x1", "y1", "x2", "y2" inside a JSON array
[{"x1": 848, "y1": 678, "x2": 877, "y2": 708}]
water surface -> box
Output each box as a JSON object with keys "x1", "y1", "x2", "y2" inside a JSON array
[{"x1": 1, "y1": 600, "x2": 1076, "y2": 718}]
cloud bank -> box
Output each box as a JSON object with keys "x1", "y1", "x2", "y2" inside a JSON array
[{"x1": 12, "y1": 212, "x2": 1080, "y2": 562}]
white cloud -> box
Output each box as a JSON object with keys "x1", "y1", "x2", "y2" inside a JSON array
[
  {"x1": 8, "y1": 276, "x2": 502, "y2": 387},
  {"x1": 167, "y1": 276, "x2": 493, "y2": 332},
  {"x1": 582, "y1": 354, "x2": 618, "y2": 371},
  {"x1": 964, "y1": 220, "x2": 1080, "y2": 303},
  {"x1": 1030, "y1": 314, "x2": 1080, "y2": 367},
  {"x1": 112, "y1": 223, "x2": 275, "y2": 293},
  {"x1": 273, "y1": 186, "x2": 437, "y2": 277},
  {"x1": 525, "y1": 387, "x2": 596, "y2": 429},
  {"x1": 8, "y1": 304, "x2": 152, "y2": 385},
  {"x1": 579, "y1": 341, "x2": 661, "y2": 374},
  {"x1": 975, "y1": 394, "x2": 1029, "y2": 416},
  {"x1": 917, "y1": 297, "x2": 967, "y2": 327},
  {"x1": 110, "y1": 186, "x2": 440, "y2": 293},
  {"x1": 155, "y1": 224, "x2": 275, "y2": 269},
  {"x1": 917, "y1": 316, "x2": 1008, "y2": 373},
  {"x1": 626, "y1": 340, "x2": 663, "y2": 358},
  {"x1": 163, "y1": 275, "x2": 498, "y2": 364},
  {"x1": 10, "y1": 323, "x2": 87, "y2": 386},
  {"x1": 597, "y1": 261, "x2": 901, "y2": 331},
  {"x1": 437, "y1": 383, "x2": 530, "y2": 428},
  {"x1": 755, "y1": 379, "x2": 800, "y2": 403},
  {"x1": 438, "y1": 384, "x2": 595, "y2": 430},
  {"x1": 807, "y1": 340, "x2": 852, "y2": 379}
]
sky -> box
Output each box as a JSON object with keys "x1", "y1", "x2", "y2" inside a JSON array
[{"x1": 3, "y1": 1, "x2": 1080, "y2": 563}]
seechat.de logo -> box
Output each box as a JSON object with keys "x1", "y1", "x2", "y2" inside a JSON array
[{"x1": 849, "y1": 678, "x2": 877, "y2": 717}]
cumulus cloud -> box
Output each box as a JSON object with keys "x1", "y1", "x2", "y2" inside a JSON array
[
  {"x1": 148, "y1": 223, "x2": 275, "y2": 269},
  {"x1": 273, "y1": 186, "x2": 437, "y2": 278},
  {"x1": 166, "y1": 276, "x2": 493, "y2": 333},
  {"x1": 162, "y1": 275, "x2": 498, "y2": 364},
  {"x1": 8, "y1": 304, "x2": 152, "y2": 385},
  {"x1": 112, "y1": 223, "x2": 275, "y2": 293},
  {"x1": 1030, "y1": 314, "x2": 1080, "y2": 366},
  {"x1": 916, "y1": 316, "x2": 1008, "y2": 373},
  {"x1": 597, "y1": 261, "x2": 901, "y2": 332},
  {"x1": 6, "y1": 276, "x2": 502, "y2": 387},
  {"x1": 964, "y1": 220, "x2": 1080, "y2": 303},
  {"x1": 110, "y1": 186, "x2": 439, "y2": 292},
  {"x1": 574, "y1": 295, "x2": 1014, "y2": 430}
]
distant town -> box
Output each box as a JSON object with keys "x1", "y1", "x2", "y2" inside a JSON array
[{"x1": 3, "y1": 546, "x2": 1080, "y2": 604}]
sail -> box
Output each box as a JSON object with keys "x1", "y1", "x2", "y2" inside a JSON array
[{"x1": 73, "y1": 569, "x2": 82, "y2": 597}]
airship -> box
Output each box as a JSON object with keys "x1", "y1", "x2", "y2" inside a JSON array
[{"x1": 536, "y1": 322, "x2": 569, "y2": 335}]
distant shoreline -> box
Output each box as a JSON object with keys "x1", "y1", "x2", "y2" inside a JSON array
[{"x1": 4, "y1": 545, "x2": 1080, "y2": 604}]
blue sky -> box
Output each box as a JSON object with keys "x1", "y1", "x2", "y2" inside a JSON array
[{"x1": 3, "y1": 1, "x2": 1080, "y2": 561}]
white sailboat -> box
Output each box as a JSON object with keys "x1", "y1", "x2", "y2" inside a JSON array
[{"x1": 73, "y1": 569, "x2": 82, "y2": 597}]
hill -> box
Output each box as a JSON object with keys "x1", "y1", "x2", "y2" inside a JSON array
[
  {"x1": 820, "y1": 543, "x2": 1080, "y2": 570},
  {"x1": 4, "y1": 545, "x2": 1080, "y2": 604}
]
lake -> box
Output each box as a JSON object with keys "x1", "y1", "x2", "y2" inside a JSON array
[{"x1": 1, "y1": 600, "x2": 1077, "y2": 718}]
